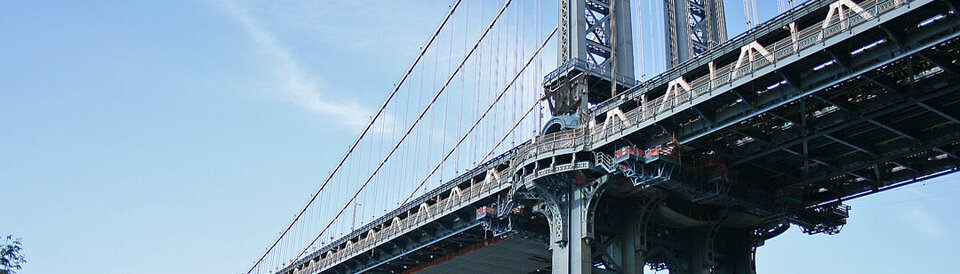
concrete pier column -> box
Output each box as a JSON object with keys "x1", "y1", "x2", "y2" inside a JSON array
[
  {"x1": 684, "y1": 227, "x2": 711, "y2": 274},
  {"x1": 618, "y1": 212, "x2": 643, "y2": 274},
  {"x1": 567, "y1": 189, "x2": 593, "y2": 274}
]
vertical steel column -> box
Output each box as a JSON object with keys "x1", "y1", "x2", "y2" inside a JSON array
[
  {"x1": 664, "y1": 0, "x2": 727, "y2": 68},
  {"x1": 684, "y1": 227, "x2": 711, "y2": 274},
  {"x1": 549, "y1": 0, "x2": 636, "y2": 125},
  {"x1": 558, "y1": 0, "x2": 635, "y2": 77},
  {"x1": 532, "y1": 186, "x2": 572, "y2": 273},
  {"x1": 540, "y1": 184, "x2": 592, "y2": 274},
  {"x1": 558, "y1": 0, "x2": 587, "y2": 65},
  {"x1": 567, "y1": 185, "x2": 593, "y2": 274},
  {"x1": 535, "y1": 176, "x2": 612, "y2": 273},
  {"x1": 616, "y1": 205, "x2": 643, "y2": 273}
]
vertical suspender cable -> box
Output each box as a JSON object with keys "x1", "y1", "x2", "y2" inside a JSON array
[
  {"x1": 456, "y1": 2, "x2": 470, "y2": 177},
  {"x1": 244, "y1": 1, "x2": 462, "y2": 272},
  {"x1": 651, "y1": 0, "x2": 662, "y2": 72},
  {"x1": 288, "y1": 0, "x2": 515, "y2": 265},
  {"x1": 743, "y1": 0, "x2": 753, "y2": 29},
  {"x1": 441, "y1": 16, "x2": 456, "y2": 184},
  {"x1": 510, "y1": 2, "x2": 516, "y2": 147},
  {"x1": 636, "y1": 0, "x2": 645, "y2": 80},
  {"x1": 752, "y1": 0, "x2": 760, "y2": 28},
  {"x1": 495, "y1": 2, "x2": 502, "y2": 155},
  {"x1": 425, "y1": 31, "x2": 440, "y2": 193},
  {"x1": 473, "y1": 1, "x2": 483, "y2": 167},
  {"x1": 537, "y1": 0, "x2": 543, "y2": 137},
  {"x1": 402, "y1": 26, "x2": 557, "y2": 204}
]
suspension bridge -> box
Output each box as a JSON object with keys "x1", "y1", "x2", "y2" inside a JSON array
[{"x1": 245, "y1": 0, "x2": 960, "y2": 273}]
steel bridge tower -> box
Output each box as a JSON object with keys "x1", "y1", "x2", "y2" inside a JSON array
[
  {"x1": 545, "y1": 0, "x2": 636, "y2": 130},
  {"x1": 558, "y1": 0, "x2": 636, "y2": 79},
  {"x1": 665, "y1": 0, "x2": 728, "y2": 67},
  {"x1": 277, "y1": 1, "x2": 960, "y2": 273},
  {"x1": 545, "y1": 0, "x2": 726, "y2": 129},
  {"x1": 540, "y1": 0, "x2": 739, "y2": 273}
]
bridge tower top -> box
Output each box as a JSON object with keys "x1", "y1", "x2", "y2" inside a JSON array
[
  {"x1": 665, "y1": 0, "x2": 728, "y2": 67},
  {"x1": 558, "y1": 0, "x2": 635, "y2": 79},
  {"x1": 545, "y1": 0, "x2": 728, "y2": 128}
]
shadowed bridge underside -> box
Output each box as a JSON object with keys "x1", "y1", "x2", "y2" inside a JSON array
[{"x1": 280, "y1": 0, "x2": 960, "y2": 273}]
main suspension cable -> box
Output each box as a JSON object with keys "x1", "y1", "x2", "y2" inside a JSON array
[
  {"x1": 244, "y1": 1, "x2": 463, "y2": 272},
  {"x1": 402, "y1": 26, "x2": 557, "y2": 204},
  {"x1": 288, "y1": 0, "x2": 514, "y2": 265}
]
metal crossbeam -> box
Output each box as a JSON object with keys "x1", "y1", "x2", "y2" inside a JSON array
[
  {"x1": 665, "y1": 0, "x2": 727, "y2": 67},
  {"x1": 281, "y1": 1, "x2": 960, "y2": 273}
]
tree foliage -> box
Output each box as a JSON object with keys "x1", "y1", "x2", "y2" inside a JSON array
[{"x1": 1, "y1": 235, "x2": 26, "y2": 274}]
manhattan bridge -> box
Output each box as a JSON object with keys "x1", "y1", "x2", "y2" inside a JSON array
[{"x1": 247, "y1": 0, "x2": 960, "y2": 273}]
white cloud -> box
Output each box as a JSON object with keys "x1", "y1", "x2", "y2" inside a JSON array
[
  {"x1": 218, "y1": 0, "x2": 373, "y2": 130},
  {"x1": 901, "y1": 205, "x2": 945, "y2": 238},
  {"x1": 265, "y1": 0, "x2": 440, "y2": 60}
]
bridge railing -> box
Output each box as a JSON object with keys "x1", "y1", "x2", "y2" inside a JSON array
[
  {"x1": 515, "y1": 0, "x2": 906, "y2": 169},
  {"x1": 514, "y1": 129, "x2": 587, "y2": 166},
  {"x1": 585, "y1": 0, "x2": 901, "y2": 146},
  {"x1": 298, "y1": 0, "x2": 916, "y2": 272},
  {"x1": 304, "y1": 164, "x2": 514, "y2": 273},
  {"x1": 543, "y1": 57, "x2": 640, "y2": 87}
]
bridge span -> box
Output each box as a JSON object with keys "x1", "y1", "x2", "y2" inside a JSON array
[{"x1": 278, "y1": 0, "x2": 960, "y2": 273}]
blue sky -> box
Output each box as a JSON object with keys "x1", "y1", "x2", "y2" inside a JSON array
[{"x1": 1, "y1": 0, "x2": 957, "y2": 273}]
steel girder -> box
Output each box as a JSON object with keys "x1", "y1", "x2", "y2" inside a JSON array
[
  {"x1": 559, "y1": 0, "x2": 635, "y2": 75},
  {"x1": 656, "y1": 0, "x2": 960, "y2": 210},
  {"x1": 665, "y1": 0, "x2": 728, "y2": 67},
  {"x1": 283, "y1": 1, "x2": 960, "y2": 273}
]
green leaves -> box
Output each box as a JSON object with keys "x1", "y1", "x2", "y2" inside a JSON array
[{"x1": 1, "y1": 235, "x2": 26, "y2": 274}]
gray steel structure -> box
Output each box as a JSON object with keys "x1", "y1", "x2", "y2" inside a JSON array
[
  {"x1": 559, "y1": 0, "x2": 635, "y2": 73},
  {"x1": 664, "y1": 0, "x2": 728, "y2": 67},
  {"x1": 550, "y1": 0, "x2": 636, "y2": 119},
  {"x1": 547, "y1": 0, "x2": 727, "y2": 126},
  {"x1": 279, "y1": 0, "x2": 960, "y2": 273}
]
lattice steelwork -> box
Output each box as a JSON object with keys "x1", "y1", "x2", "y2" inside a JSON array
[
  {"x1": 547, "y1": 0, "x2": 635, "y2": 120},
  {"x1": 665, "y1": 0, "x2": 728, "y2": 67},
  {"x1": 275, "y1": 1, "x2": 960, "y2": 273},
  {"x1": 559, "y1": 0, "x2": 635, "y2": 76}
]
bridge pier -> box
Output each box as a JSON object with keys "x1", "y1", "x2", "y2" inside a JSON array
[
  {"x1": 274, "y1": 1, "x2": 960, "y2": 273},
  {"x1": 644, "y1": 213, "x2": 768, "y2": 274},
  {"x1": 617, "y1": 211, "x2": 641, "y2": 274},
  {"x1": 528, "y1": 177, "x2": 765, "y2": 273},
  {"x1": 499, "y1": 172, "x2": 817, "y2": 274},
  {"x1": 528, "y1": 174, "x2": 770, "y2": 274},
  {"x1": 535, "y1": 176, "x2": 610, "y2": 274},
  {"x1": 565, "y1": 190, "x2": 593, "y2": 274}
]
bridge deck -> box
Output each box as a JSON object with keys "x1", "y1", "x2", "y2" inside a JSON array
[{"x1": 282, "y1": 0, "x2": 960, "y2": 272}]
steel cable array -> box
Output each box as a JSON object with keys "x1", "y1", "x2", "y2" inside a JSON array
[
  {"x1": 245, "y1": 1, "x2": 463, "y2": 272},
  {"x1": 286, "y1": 0, "x2": 517, "y2": 266},
  {"x1": 401, "y1": 26, "x2": 558, "y2": 204}
]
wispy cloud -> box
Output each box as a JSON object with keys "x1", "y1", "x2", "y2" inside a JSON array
[
  {"x1": 901, "y1": 204, "x2": 945, "y2": 238},
  {"x1": 218, "y1": 0, "x2": 373, "y2": 130},
  {"x1": 265, "y1": 0, "x2": 440, "y2": 61}
]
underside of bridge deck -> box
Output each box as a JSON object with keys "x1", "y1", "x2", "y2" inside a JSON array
[
  {"x1": 514, "y1": 0, "x2": 960, "y2": 273},
  {"x1": 281, "y1": 0, "x2": 960, "y2": 273},
  {"x1": 412, "y1": 235, "x2": 551, "y2": 274}
]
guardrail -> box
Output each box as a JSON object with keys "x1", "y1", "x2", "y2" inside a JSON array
[
  {"x1": 520, "y1": 0, "x2": 907, "y2": 165},
  {"x1": 301, "y1": 167, "x2": 514, "y2": 273},
  {"x1": 294, "y1": 0, "x2": 915, "y2": 272},
  {"x1": 543, "y1": 58, "x2": 641, "y2": 87}
]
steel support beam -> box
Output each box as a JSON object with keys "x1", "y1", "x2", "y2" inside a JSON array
[
  {"x1": 559, "y1": 0, "x2": 634, "y2": 75},
  {"x1": 665, "y1": 0, "x2": 727, "y2": 67}
]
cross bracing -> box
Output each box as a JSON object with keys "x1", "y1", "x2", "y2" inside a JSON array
[{"x1": 253, "y1": 0, "x2": 960, "y2": 273}]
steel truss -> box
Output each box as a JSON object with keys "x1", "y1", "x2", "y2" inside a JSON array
[{"x1": 665, "y1": 0, "x2": 728, "y2": 67}]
